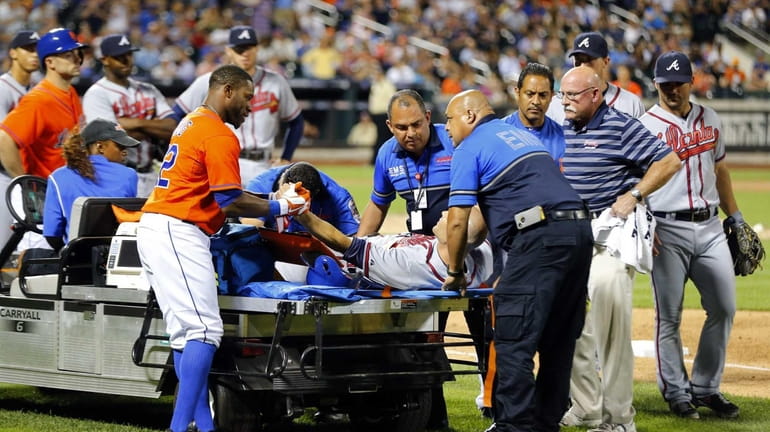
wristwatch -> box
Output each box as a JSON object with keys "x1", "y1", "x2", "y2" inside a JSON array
[
  {"x1": 447, "y1": 269, "x2": 465, "y2": 277},
  {"x1": 630, "y1": 188, "x2": 643, "y2": 202}
]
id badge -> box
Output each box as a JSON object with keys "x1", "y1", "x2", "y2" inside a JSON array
[
  {"x1": 413, "y1": 189, "x2": 428, "y2": 209},
  {"x1": 410, "y1": 210, "x2": 423, "y2": 231}
]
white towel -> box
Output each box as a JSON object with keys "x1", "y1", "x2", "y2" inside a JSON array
[{"x1": 592, "y1": 204, "x2": 656, "y2": 274}]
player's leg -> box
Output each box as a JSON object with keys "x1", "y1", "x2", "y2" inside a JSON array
[{"x1": 652, "y1": 219, "x2": 697, "y2": 415}]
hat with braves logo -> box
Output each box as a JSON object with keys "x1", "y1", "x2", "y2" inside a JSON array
[
  {"x1": 228, "y1": 25, "x2": 259, "y2": 47},
  {"x1": 10, "y1": 30, "x2": 40, "y2": 49},
  {"x1": 568, "y1": 32, "x2": 609, "y2": 59},
  {"x1": 81, "y1": 119, "x2": 140, "y2": 148},
  {"x1": 654, "y1": 51, "x2": 693, "y2": 83},
  {"x1": 100, "y1": 34, "x2": 139, "y2": 57}
]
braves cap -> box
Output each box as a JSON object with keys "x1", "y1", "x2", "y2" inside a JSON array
[
  {"x1": 81, "y1": 119, "x2": 140, "y2": 148},
  {"x1": 228, "y1": 25, "x2": 258, "y2": 47},
  {"x1": 10, "y1": 30, "x2": 40, "y2": 49},
  {"x1": 100, "y1": 34, "x2": 139, "y2": 57},
  {"x1": 654, "y1": 51, "x2": 693, "y2": 83},
  {"x1": 568, "y1": 32, "x2": 609, "y2": 59}
]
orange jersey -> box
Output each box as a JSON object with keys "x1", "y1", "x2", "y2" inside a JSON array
[
  {"x1": 142, "y1": 106, "x2": 242, "y2": 235},
  {"x1": 0, "y1": 79, "x2": 83, "y2": 177}
]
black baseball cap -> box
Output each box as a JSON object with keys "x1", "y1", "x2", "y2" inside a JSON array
[
  {"x1": 654, "y1": 51, "x2": 693, "y2": 83},
  {"x1": 568, "y1": 32, "x2": 609, "y2": 59},
  {"x1": 81, "y1": 119, "x2": 140, "y2": 148},
  {"x1": 100, "y1": 34, "x2": 139, "y2": 57},
  {"x1": 228, "y1": 25, "x2": 258, "y2": 47},
  {"x1": 10, "y1": 30, "x2": 40, "y2": 49}
]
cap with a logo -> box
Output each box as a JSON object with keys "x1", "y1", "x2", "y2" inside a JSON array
[
  {"x1": 228, "y1": 25, "x2": 258, "y2": 47},
  {"x1": 100, "y1": 34, "x2": 139, "y2": 57},
  {"x1": 81, "y1": 119, "x2": 140, "y2": 148},
  {"x1": 568, "y1": 32, "x2": 609, "y2": 59},
  {"x1": 10, "y1": 30, "x2": 40, "y2": 49},
  {"x1": 654, "y1": 51, "x2": 693, "y2": 83}
]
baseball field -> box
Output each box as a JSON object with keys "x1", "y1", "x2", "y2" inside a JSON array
[{"x1": 0, "y1": 164, "x2": 767, "y2": 432}]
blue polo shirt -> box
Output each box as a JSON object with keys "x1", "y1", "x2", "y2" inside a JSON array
[
  {"x1": 502, "y1": 111, "x2": 565, "y2": 163},
  {"x1": 246, "y1": 165, "x2": 360, "y2": 235},
  {"x1": 562, "y1": 103, "x2": 672, "y2": 213},
  {"x1": 371, "y1": 123, "x2": 453, "y2": 234},
  {"x1": 449, "y1": 116, "x2": 583, "y2": 250},
  {"x1": 44, "y1": 155, "x2": 138, "y2": 242}
]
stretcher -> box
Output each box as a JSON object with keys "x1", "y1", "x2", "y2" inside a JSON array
[{"x1": 0, "y1": 195, "x2": 489, "y2": 432}]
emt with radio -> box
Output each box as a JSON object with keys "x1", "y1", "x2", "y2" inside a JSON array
[{"x1": 442, "y1": 89, "x2": 594, "y2": 432}]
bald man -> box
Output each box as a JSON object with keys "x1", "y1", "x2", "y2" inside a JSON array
[
  {"x1": 559, "y1": 66, "x2": 681, "y2": 432},
  {"x1": 442, "y1": 89, "x2": 594, "y2": 432}
]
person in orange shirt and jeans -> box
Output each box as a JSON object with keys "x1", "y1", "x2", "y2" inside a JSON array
[{"x1": 0, "y1": 28, "x2": 86, "y2": 178}]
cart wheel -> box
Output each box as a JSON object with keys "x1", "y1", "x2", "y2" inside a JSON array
[
  {"x1": 213, "y1": 382, "x2": 261, "y2": 432},
  {"x1": 349, "y1": 389, "x2": 432, "y2": 432}
]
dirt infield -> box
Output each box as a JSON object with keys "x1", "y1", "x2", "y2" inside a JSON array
[{"x1": 446, "y1": 308, "x2": 770, "y2": 399}]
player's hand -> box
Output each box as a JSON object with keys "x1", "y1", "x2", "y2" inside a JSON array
[
  {"x1": 275, "y1": 182, "x2": 310, "y2": 216},
  {"x1": 442, "y1": 274, "x2": 468, "y2": 296}
]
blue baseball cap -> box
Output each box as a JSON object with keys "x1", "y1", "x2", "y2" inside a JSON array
[
  {"x1": 10, "y1": 30, "x2": 40, "y2": 49},
  {"x1": 100, "y1": 34, "x2": 139, "y2": 57},
  {"x1": 654, "y1": 51, "x2": 693, "y2": 83},
  {"x1": 228, "y1": 26, "x2": 258, "y2": 47},
  {"x1": 304, "y1": 254, "x2": 350, "y2": 287},
  {"x1": 568, "y1": 32, "x2": 609, "y2": 59}
]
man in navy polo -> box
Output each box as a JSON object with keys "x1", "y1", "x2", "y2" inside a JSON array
[{"x1": 443, "y1": 89, "x2": 594, "y2": 432}]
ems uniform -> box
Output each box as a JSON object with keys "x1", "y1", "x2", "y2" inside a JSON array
[
  {"x1": 562, "y1": 103, "x2": 672, "y2": 426},
  {"x1": 449, "y1": 116, "x2": 593, "y2": 431},
  {"x1": 43, "y1": 155, "x2": 137, "y2": 243},
  {"x1": 245, "y1": 165, "x2": 360, "y2": 235},
  {"x1": 501, "y1": 111, "x2": 566, "y2": 164},
  {"x1": 371, "y1": 124, "x2": 453, "y2": 235}
]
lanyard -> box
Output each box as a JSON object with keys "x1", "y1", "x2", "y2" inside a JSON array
[{"x1": 402, "y1": 145, "x2": 432, "y2": 210}]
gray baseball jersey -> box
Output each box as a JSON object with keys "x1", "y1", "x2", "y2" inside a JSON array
[
  {"x1": 640, "y1": 102, "x2": 736, "y2": 404},
  {"x1": 0, "y1": 72, "x2": 28, "y2": 120},
  {"x1": 547, "y1": 82, "x2": 646, "y2": 124},
  {"x1": 174, "y1": 67, "x2": 301, "y2": 151}
]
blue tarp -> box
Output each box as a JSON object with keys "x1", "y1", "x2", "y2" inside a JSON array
[{"x1": 236, "y1": 281, "x2": 494, "y2": 302}]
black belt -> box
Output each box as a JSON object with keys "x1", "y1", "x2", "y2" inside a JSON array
[
  {"x1": 547, "y1": 209, "x2": 590, "y2": 221},
  {"x1": 240, "y1": 148, "x2": 271, "y2": 161},
  {"x1": 652, "y1": 207, "x2": 717, "y2": 222}
]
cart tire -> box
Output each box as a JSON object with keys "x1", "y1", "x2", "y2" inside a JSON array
[
  {"x1": 349, "y1": 389, "x2": 432, "y2": 432},
  {"x1": 213, "y1": 383, "x2": 261, "y2": 432}
]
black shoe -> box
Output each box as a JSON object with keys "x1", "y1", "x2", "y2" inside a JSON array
[
  {"x1": 313, "y1": 409, "x2": 348, "y2": 423},
  {"x1": 426, "y1": 417, "x2": 449, "y2": 430},
  {"x1": 669, "y1": 400, "x2": 700, "y2": 419},
  {"x1": 693, "y1": 393, "x2": 740, "y2": 419},
  {"x1": 480, "y1": 406, "x2": 494, "y2": 420}
]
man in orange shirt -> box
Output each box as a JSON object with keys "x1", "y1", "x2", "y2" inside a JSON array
[
  {"x1": 0, "y1": 28, "x2": 86, "y2": 178},
  {"x1": 136, "y1": 65, "x2": 308, "y2": 432}
]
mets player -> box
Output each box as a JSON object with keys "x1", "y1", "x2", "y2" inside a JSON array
[
  {"x1": 0, "y1": 30, "x2": 40, "y2": 254},
  {"x1": 546, "y1": 32, "x2": 645, "y2": 125},
  {"x1": 82, "y1": 34, "x2": 176, "y2": 197},
  {"x1": 560, "y1": 66, "x2": 681, "y2": 432},
  {"x1": 640, "y1": 51, "x2": 742, "y2": 420},
  {"x1": 296, "y1": 206, "x2": 492, "y2": 289},
  {"x1": 442, "y1": 89, "x2": 593, "y2": 432},
  {"x1": 0, "y1": 27, "x2": 86, "y2": 179},
  {"x1": 136, "y1": 65, "x2": 308, "y2": 432},
  {"x1": 245, "y1": 162, "x2": 360, "y2": 235},
  {"x1": 171, "y1": 25, "x2": 304, "y2": 182}
]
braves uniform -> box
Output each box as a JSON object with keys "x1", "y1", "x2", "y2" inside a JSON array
[
  {"x1": 547, "y1": 82, "x2": 645, "y2": 124},
  {"x1": 371, "y1": 124, "x2": 453, "y2": 235},
  {"x1": 343, "y1": 234, "x2": 493, "y2": 289},
  {"x1": 502, "y1": 111, "x2": 566, "y2": 163},
  {"x1": 640, "y1": 103, "x2": 736, "y2": 405},
  {"x1": 82, "y1": 77, "x2": 174, "y2": 197},
  {"x1": 246, "y1": 165, "x2": 360, "y2": 235},
  {"x1": 562, "y1": 103, "x2": 672, "y2": 426},
  {"x1": 174, "y1": 67, "x2": 301, "y2": 182},
  {"x1": 449, "y1": 115, "x2": 593, "y2": 431},
  {"x1": 43, "y1": 155, "x2": 137, "y2": 242}
]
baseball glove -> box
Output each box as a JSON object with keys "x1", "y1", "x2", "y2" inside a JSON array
[{"x1": 723, "y1": 217, "x2": 766, "y2": 276}]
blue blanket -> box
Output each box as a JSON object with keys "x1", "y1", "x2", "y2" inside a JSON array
[{"x1": 236, "y1": 281, "x2": 494, "y2": 302}]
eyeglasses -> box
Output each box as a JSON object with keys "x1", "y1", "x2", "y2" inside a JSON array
[{"x1": 556, "y1": 87, "x2": 597, "y2": 102}]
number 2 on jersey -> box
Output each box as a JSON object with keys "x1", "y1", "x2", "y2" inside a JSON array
[{"x1": 157, "y1": 144, "x2": 179, "y2": 188}]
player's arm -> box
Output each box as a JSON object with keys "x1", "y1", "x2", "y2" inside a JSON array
[
  {"x1": 715, "y1": 159, "x2": 740, "y2": 217},
  {"x1": 0, "y1": 129, "x2": 24, "y2": 177},
  {"x1": 277, "y1": 113, "x2": 304, "y2": 163},
  {"x1": 118, "y1": 117, "x2": 176, "y2": 140},
  {"x1": 442, "y1": 205, "x2": 472, "y2": 293},
  {"x1": 356, "y1": 199, "x2": 390, "y2": 236},
  {"x1": 612, "y1": 151, "x2": 681, "y2": 218},
  {"x1": 221, "y1": 189, "x2": 307, "y2": 219},
  {"x1": 295, "y1": 211, "x2": 353, "y2": 252}
]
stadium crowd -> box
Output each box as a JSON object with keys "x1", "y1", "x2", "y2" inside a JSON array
[{"x1": 0, "y1": 0, "x2": 768, "y2": 110}]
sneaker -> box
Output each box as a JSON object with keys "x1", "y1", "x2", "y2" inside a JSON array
[
  {"x1": 483, "y1": 423, "x2": 498, "y2": 432},
  {"x1": 669, "y1": 399, "x2": 700, "y2": 419},
  {"x1": 560, "y1": 406, "x2": 601, "y2": 427},
  {"x1": 588, "y1": 421, "x2": 637, "y2": 432},
  {"x1": 693, "y1": 393, "x2": 740, "y2": 419}
]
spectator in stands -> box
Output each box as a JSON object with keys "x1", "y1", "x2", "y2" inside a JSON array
[
  {"x1": 368, "y1": 67, "x2": 396, "y2": 165},
  {"x1": 612, "y1": 64, "x2": 643, "y2": 97},
  {"x1": 300, "y1": 34, "x2": 342, "y2": 80},
  {"x1": 347, "y1": 111, "x2": 378, "y2": 149}
]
